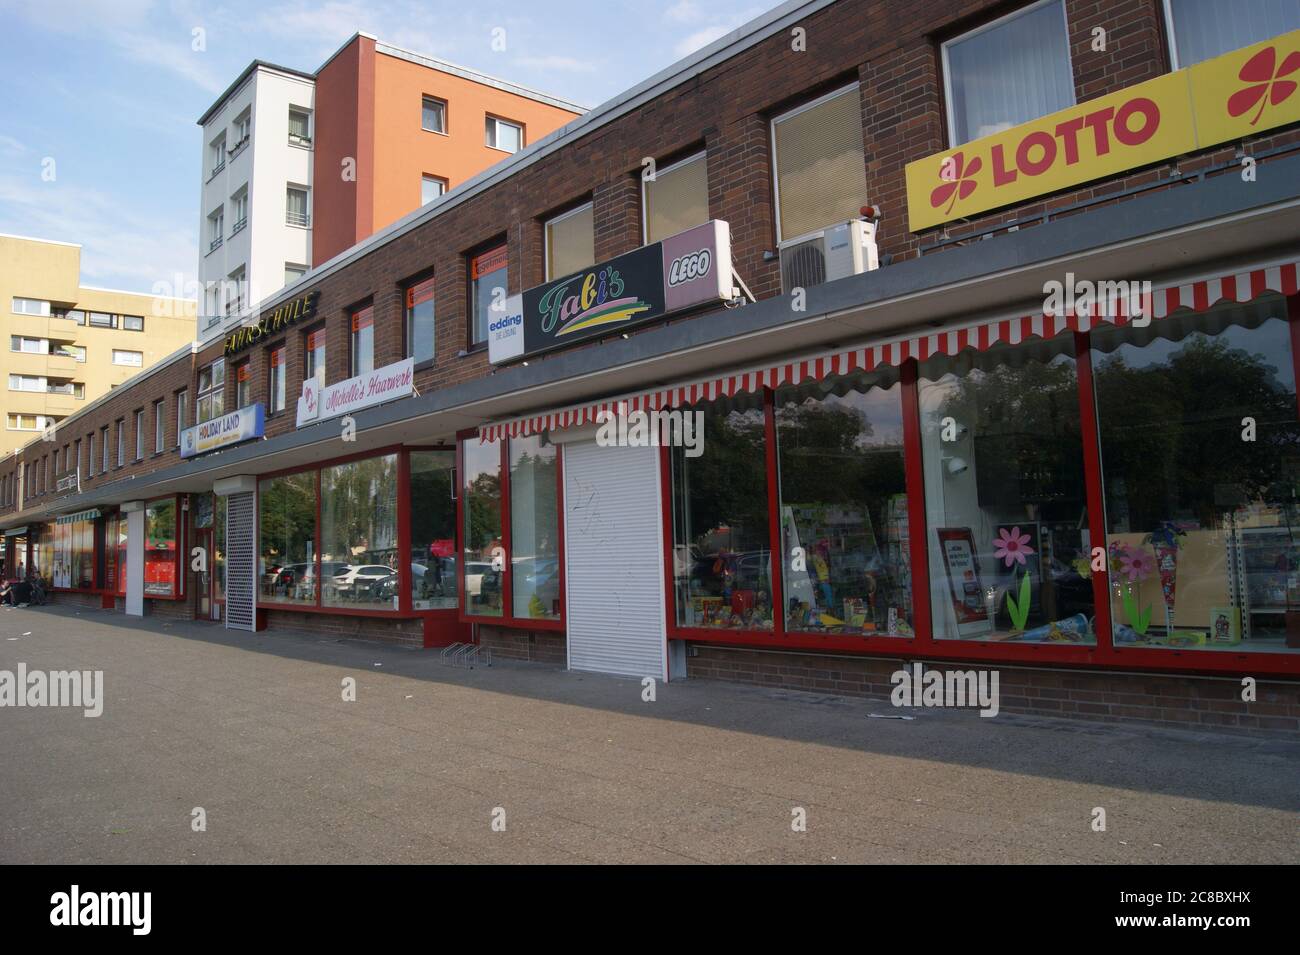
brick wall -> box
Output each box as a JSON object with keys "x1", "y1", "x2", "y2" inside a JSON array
[
  {"x1": 259, "y1": 608, "x2": 426, "y2": 647},
  {"x1": 479, "y1": 625, "x2": 566, "y2": 665},
  {"x1": 686, "y1": 645, "x2": 1300, "y2": 736}
]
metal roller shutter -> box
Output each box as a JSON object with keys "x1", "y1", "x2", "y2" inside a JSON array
[{"x1": 225, "y1": 491, "x2": 256, "y2": 632}]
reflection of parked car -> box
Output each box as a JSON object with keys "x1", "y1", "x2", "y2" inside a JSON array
[
  {"x1": 688, "y1": 549, "x2": 771, "y2": 594},
  {"x1": 331, "y1": 564, "x2": 396, "y2": 599}
]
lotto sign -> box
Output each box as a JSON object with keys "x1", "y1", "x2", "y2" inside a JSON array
[{"x1": 906, "y1": 30, "x2": 1300, "y2": 231}]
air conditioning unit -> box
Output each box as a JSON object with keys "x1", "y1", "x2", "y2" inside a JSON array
[{"x1": 779, "y1": 219, "x2": 879, "y2": 293}]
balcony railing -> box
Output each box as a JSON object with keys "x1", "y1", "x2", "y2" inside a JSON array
[
  {"x1": 208, "y1": 235, "x2": 224, "y2": 254},
  {"x1": 288, "y1": 132, "x2": 312, "y2": 147},
  {"x1": 208, "y1": 159, "x2": 225, "y2": 181},
  {"x1": 286, "y1": 211, "x2": 311, "y2": 228},
  {"x1": 231, "y1": 216, "x2": 247, "y2": 237},
  {"x1": 229, "y1": 135, "x2": 250, "y2": 158}
]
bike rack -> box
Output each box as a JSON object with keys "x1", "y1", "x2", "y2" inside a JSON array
[{"x1": 439, "y1": 642, "x2": 492, "y2": 669}]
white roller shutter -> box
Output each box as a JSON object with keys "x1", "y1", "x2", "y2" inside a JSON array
[
  {"x1": 563, "y1": 440, "x2": 666, "y2": 679},
  {"x1": 225, "y1": 491, "x2": 257, "y2": 632}
]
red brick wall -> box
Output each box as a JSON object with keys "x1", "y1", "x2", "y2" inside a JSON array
[
  {"x1": 479, "y1": 625, "x2": 566, "y2": 665},
  {"x1": 259, "y1": 608, "x2": 426, "y2": 647}
]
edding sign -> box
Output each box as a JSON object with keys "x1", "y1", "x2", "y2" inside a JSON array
[
  {"x1": 489, "y1": 220, "x2": 731, "y2": 364},
  {"x1": 906, "y1": 30, "x2": 1300, "y2": 231},
  {"x1": 296, "y1": 357, "x2": 415, "y2": 427},
  {"x1": 180, "y1": 404, "x2": 265, "y2": 459}
]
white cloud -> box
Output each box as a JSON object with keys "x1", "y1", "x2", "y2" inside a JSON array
[{"x1": 666, "y1": 0, "x2": 703, "y2": 23}]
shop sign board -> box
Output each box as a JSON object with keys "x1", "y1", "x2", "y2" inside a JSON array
[
  {"x1": 489, "y1": 220, "x2": 731, "y2": 364},
  {"x1": 296, "y1": 357, "x2": 415, "y2": 427},
  {"x1": 224, "y1": 290, "x2": 321, "y2": 357},
  {"x1": 180, "y1": 404, "x2": 265, "y2": 459},
  {"x1": 906, "y1": 30, "x2": 1300, "y2": 231}
]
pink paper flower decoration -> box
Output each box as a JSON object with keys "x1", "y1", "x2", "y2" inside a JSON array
[
  {"x1": 992, "y1": 527, "x2": 1034, "y2": 568},
  {"x1": 1119, "y1": 550, "x2": 1154, "y2": 582}
]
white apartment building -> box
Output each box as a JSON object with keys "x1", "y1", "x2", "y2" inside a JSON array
[{"x1": 197, "y1": 62, "x2": 315, "y2": 335}]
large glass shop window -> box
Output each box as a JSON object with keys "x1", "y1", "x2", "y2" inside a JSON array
[
  {"x1": 1092, "y1": 296, "x2": 1300, "y2": 654},
  {"x1": 259, "y1": 471, "x2": 318, "y2": 604},
  {"x1": 53, "y1": 519, "x2": 96, "y2": 590},
  {"x1": 671, "y1": 392, "x2": 773, "y2": 630},
  {"x1": 776, "y1": 368, "x2": 912, "y2": 636},
  {"x1": 919, "y1": 336, "x2": 1096, "y2": 644},
  {"x1": 145, "y1": 500, "x2": 177, "y2": 596},
  {"x1": 462, "y1": 440, "x2": 504, "y2": 616},
  {"x1": 320, "y1": 454, "x2": 399, "y2": 610},
  {"x1": 33, "y1": 524, "x2": 53, "y2": 589},
  {"x1": 509, "y1": 435, "x2": 561, "y2": 620},
  {"x1": 409, "y1": 451, "x2": 457, "y2": 610},
  {"x1": 104, "y1": 512, "x2": 127, "y2": 596}
]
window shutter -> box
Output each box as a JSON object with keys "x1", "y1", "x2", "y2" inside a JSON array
[{"x1": 773, "y1": 87, "x2": 868, "y2": 242}]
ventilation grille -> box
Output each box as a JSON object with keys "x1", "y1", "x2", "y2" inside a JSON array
[
  {"x1": 225, "y1": 491, "x2": 256, "y2": 632},
  {"x1": 779, "y1": 235, "x2": 826, "y2": 293}
]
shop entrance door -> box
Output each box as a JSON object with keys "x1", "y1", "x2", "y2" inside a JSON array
[
  {"x1": 194, "y1": 528, "x2": 220, "y2": 621},
  {"x1": 562, "y1": 439, "x2": 668, "y2": 680}
]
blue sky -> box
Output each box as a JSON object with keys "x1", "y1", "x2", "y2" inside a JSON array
[{"x1": 0, "y1": 0, "x2": 766, "y2": 295}]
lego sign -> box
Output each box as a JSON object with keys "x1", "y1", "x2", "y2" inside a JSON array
[{"x1": 906, "y1": 31, "x2": 1300, "y2": 231}]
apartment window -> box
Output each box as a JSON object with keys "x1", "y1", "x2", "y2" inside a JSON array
[
  {"x1": 6, "y1": 414, "x2": 43, "y2": 431},
  {"x1": 55, "y1": 308, "x2": 85, "y2": 324},
  {"x1": 268, "y1": 345, "x2": 287, "y2": 414},
  {"x1": 545, "y1": 203, "x2": 595, "y2": 280},
  {"x1": 208, "y1": 207, "x2": 224, "y2": 252},
  {"x1": 485, "y1": 115, "x2": 523, "y2": 153},
  {"x1": 231, "y1": 189, "x2": 249, "y2": 235},
  {"x1": 88, "y1": 311, "x2": 115, "y2": 328},
  {"x1": 942, "y1": 0, "x2": 1075, "y2": 146},
  {"x1": 176, "y1": 390, "x2": 188, "y2": 445},
  {"x1": 1164, "y1": 0, "x2": 1300, "y2": 68},
  {"x1": 350, "y1": 305, "x2": 374, "y2": 376},
  {"x1": 123, "y1": 315, "x2": 144, "y2": 331},
  {"x1": 643, "y1": 152, "x2": 709, "y2": 244},
  {"x1": 112, "y1": 349, "x2": 143, "y2": 367},
  {"x1": 75, "y1": 439, "x2": 82, "y2": 475},
  {"x1": 10, "y1": 335, "x2": 48, "y2": 354},
  {"x1": 422, "y1": 96, "x2": 447, "y2": 133},
  {"x1": 233, "y1": 109, "x2": 251, "y2": 148},
  {"x1": 286, "y1": 187, "x2": 310, "y2": 227},
  {"x1": 134, "y1": 410, "x2": 144, "y2": 461},
  {"x1": 116, "y1": 419, "x2": 125, "y2": 468},
  {"x1": 226, "y1": 267, "x2": 246, "y2": 316},
  {"x1": 468, "y1": 245, "x2": 508, "y2": 346},
  {"x1": 197, "y1": 359, "x2": 225, "y2": 424},
  {"x1": 53, "y1": 342, "x2": 86, "y2": 361},
  {"x1": 209, "y1": 134, "x2": 227, "y2": 176},
  {"x1": 421, "y1": 175, "x2": 447, "y2": 205},
  {"x1": 101, "y1": 426, "x2": 109, "y2": 473},
  {"x1": 405, "y1": 277, "x2": 435, "y2": 365},
  {"x1": 288, "y1": 107, "x2": 312, "y2": 145},
  {"x1": 305, "y1": 327, "x2": 326, "y2": 385},
  {"x1": 12, "y1": 297, "x2": 51, "y2": 316},
  {"x1": 235, "y1": 360, "x2": 252, "y2": 407},
  {"x1": 8, "y1": 374, "x2": 43, "y2": 392},
  {"x1": 86, "y1": 432, "x2": 93, "y2": 477},
  {"x1": 154, "y1": 400, "x2": 165, "y2": 453},
  {"x1": 285, "y1": 263, "x2": 307, "y2": 286},
  {"x1": 771, "y1": 84, "x2": 869, "y2": 244}
]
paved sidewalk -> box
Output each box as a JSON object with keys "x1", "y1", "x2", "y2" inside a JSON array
[{"x1": 1, "y1": 604, "x2": 1296, "y2": 864}]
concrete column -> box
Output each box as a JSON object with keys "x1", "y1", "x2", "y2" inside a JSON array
[{"x1": 123, "y1": 501, "x2": 146, "y2": 617}]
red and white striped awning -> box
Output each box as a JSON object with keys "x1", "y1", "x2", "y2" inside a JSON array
[{"x1": 479, "y1": 258, "x2": 1299, "y2": 442}]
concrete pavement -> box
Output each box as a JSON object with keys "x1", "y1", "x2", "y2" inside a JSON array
[{"x1": 1, "y1": 604, "x2": 1296, "y2": 864}]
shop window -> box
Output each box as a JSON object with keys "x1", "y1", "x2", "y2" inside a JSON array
[
  {"x1": 268, "y1": 345, "x2": 286, "y2": 413},
  {"x1": 544, "y1": 203, "x2": 594, "y2": 280},
  {"x1": 197, "y1": 359, "x2": 225, "y2": 424},
  {"x1": 919, "y1": 336, "x2": 1095, "y2": 644},
  {"x1": 671, "y1": 392, "x2": 773, "y2": 629},
  {"x1": 644, "y1": 152, "x2": 709, "y2": 244},
  {"x1": 145, "y1": 499, "x2": 177, "y2": 596},
  {"x1": 105, "y1": 511, "x2": 127, "y2": 597},
  {"x1": 405, "y1": 277, "x2": 435, "y2": 365},
  {"x1": 468, "y1": 246, "x2": 508, "y2": 346},
  {"x1": 1092, "y1": 296, "x2": 1300, "y2": 654},
  {"x1": 350, "y1": 305, "x2": 374, "y2": 376},
  {"x1": 509, "y1": 435, "x2": 561, "y2": 620},
  {"x1": 259, "y1": 471, "x2": 318, "y2": 605},
  {"x1": 1164, "y1": 0, "x2": 1299, "y2": 69},
  {"x1": 53, "y1": 517, "x2": 95, "y2": 590},
  {"x1": 33, "y1": 524, "x2": 53, "y2": 589},
  {"x1": 214, "y1": 495, "x2": 227, "y2": 603},
  {"x1": 775, "y1": 368, "x2": 912, "y2": 636},
  {"x1": 235, "y1": 360, "x2": 252, "y2": 408},
  {"x1": 305, "y1": 327, "x2": 326, "y2": 385},
  {"x1": 410, "y1": 450, "x2": 457, "y2": 610},
  {"x1": 942, "y1": 0, "x2": 1075, "y2": 145},
  {"x1": 320, "y1": 454, "x2": 399, "y2": 610},
  {"x1": 461, "y1": 439, "x2": 504, "y2": 616},
  {"x1": 771, "y1": 84, "x2": 868, "y2": 243}
]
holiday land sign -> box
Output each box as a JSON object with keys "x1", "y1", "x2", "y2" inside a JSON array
[
  {"x1": 296, "y1": 357, "x2": 415, "y2": 427},
  {"x1": 905, "y1": 30, "x2": 1300, "y2": 231}
]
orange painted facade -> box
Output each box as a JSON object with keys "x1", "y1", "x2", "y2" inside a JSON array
[{"x1": 313, "y1": 36, "x2": 581, "y2": 266}]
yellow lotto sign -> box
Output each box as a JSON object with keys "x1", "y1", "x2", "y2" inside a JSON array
[{"x1": 906, "y1": 30, "x2": 1300, "y2": 232}]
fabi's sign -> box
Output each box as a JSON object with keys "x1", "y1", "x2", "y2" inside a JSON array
[
  {"x1": 489, "y1": 220, "x2": 731, "y2": 364},
  {"x1": 906, "y1": 30, "x2": 1300, "y2": 231},
  {"x1": 224, "y1": 290, "x2": 321, "y2": 356}
]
